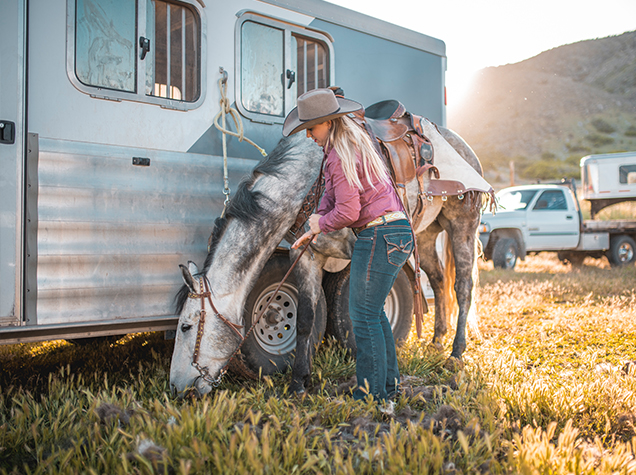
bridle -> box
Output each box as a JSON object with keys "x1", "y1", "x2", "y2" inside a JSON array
[{"x1": 186, "y1": 239, "x2": 313, "y2": 388}]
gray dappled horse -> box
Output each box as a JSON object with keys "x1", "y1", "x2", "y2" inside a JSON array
[{"x1": 170, "y1": 126, "x2": 484, "y2": 396}]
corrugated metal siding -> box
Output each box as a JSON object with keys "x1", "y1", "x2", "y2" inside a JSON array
[{"x1": 35, "y1": 138, "x2": 255, "y2": 325}]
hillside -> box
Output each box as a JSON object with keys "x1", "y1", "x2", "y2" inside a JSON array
[{"x1": 449, "y1": 30, "x2": 636, "y2": 184}]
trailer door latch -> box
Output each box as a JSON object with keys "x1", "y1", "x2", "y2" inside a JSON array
[
  {"x1": 139, "y1": 36, "x2": 151, "y2": 60},
  {"x1": 0, "y1": 121, "x2": 15, "y2": 144}
]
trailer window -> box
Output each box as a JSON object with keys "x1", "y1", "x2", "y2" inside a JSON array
[
  {"x1": 75, "y1": 0, "x2": 137, "y2": 92},
  {"x1": 70, "y1": 0, "x2": 204, "y2": 109},
  {"x1": 237, "y1": 14, "x2": 333, "y2": 123},
  {"x1": 619, "y1": 165, "x2": 636, "y2": 184},
  {"x1": 149, "y1": 1, "x2": 200, "y2": 102}
]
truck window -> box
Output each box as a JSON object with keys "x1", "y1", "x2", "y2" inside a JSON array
[
  {"x1": 532, "y1": 190, "x2": 567, "y2": 211},
  {"x1": 619, "y1": 165, "x2": 636, "y2": 184},
  {"x1": 237, "y1": 13, "x2": 333, "y2": 123},
  {"x1": 71, "y1": 0, "x2": 203, "y2": 108},
  {"x1": 497, "y1": 189, "x2": 538, "y2": 210}
]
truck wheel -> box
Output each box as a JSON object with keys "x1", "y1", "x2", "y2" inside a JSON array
[
  {"x1": 234, "y1": 254, "x2": 327, "y2": 379},
  {"x1": 324, "y1": 265, "x2": 413, "y2": 353},
  {"x1": 608, "y1": 235, "x2": 636, "y2": 267},
  {"x1": 492, "y1": 238, "x2": 519, "y2": 270}
]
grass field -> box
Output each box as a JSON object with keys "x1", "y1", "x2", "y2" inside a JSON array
[{"x1": 2, "y1": 253, "x2": 636, "y2": 474}]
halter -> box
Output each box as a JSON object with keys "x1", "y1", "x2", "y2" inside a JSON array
[{"x1": 186, "y1": 239, "x2": 313, "y2": 389}]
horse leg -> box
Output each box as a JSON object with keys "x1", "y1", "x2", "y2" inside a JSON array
[
  {"x1": 289, "y1": 249, "x2": 326, "y2": 394},
  {"x1": 438, "y1": 207, "x2": 481, "y2": 361},
  {"x1": 415, "y1": 222, "x2": 447, "y2": 350}
]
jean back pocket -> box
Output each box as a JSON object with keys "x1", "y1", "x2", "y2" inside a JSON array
[{"x1": 384, "y1": 232, "x2": 414, "y2": 267}]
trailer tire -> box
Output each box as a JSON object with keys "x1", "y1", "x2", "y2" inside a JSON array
[
  {"x1": 608, "y1": 235, "x2": 636, "y2": 267},
  {"x1": 324, "y1": 265, "x2": 413, "y2": 353},
  {"x1": 235, "y1": 254, "x2": 327, "y2": 379},
  {"x1": 492, "y1": 238, "x2": 519, "y2": 269}
]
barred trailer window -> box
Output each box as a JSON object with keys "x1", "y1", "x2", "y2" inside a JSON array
[
  {"x1": 292, "y1": 36, "x2": 329, "y2": 95},
  {"x1": 150, "y1": 0, "x2": 200, "y2": 102},
  {"x1": 71, "y1": 0, "x2": 203, "y2": 108},
  {"x1": 237, "y1": 13, "x2": 333, "y2": 123}
]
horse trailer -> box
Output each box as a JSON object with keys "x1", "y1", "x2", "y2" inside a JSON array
[{"x1": 0, "y1": 0, "x2": 446, "y2": 345}]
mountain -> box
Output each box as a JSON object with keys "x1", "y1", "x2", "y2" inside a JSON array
[{"x1": 449, "y1": 30, "x2": 636, "y2": 184}]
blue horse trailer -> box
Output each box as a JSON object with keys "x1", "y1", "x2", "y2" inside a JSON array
[{"x1": 0, "y1": 0, "x2": 446, "y2": 344}]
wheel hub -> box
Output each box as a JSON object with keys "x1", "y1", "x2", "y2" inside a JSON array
[
  {"x1": 252, "y1": 283, "x2": 298, "y2": 355},
  {"x1": 619, "y1": 243, "x2": 634, "y2": 263}
]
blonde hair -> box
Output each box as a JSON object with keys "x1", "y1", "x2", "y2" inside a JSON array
[{"x1": 327, "y1": 115, "x2": 390, "y2": 190}]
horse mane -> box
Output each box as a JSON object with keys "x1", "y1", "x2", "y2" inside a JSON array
[{"x1": 174, "y1": 134, "x2": 309, "y2": 314}]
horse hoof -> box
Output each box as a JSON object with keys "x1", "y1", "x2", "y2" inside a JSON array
[{"x1": 444, "y1": 357, "x2": 464, "y2": 372}]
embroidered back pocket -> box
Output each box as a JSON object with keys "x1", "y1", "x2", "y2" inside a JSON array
[{"x1": 384, "y1": 232, "x2": 414, "y2": 267}]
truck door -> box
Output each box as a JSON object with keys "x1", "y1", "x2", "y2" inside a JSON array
[
  {"x1": 0, "y1": 0, "x2": 26, "y2": 327},
  {"x1": 526, "y1": 189, "x2": 579, "y2": 250}
]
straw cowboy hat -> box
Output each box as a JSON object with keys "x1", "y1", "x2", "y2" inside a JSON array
[{"x1": 283, "y1": 88, "x2": 362, "y2": 137}]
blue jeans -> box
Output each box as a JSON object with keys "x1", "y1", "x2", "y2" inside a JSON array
[{"x1": 349, "y1": 219, "x2": 413, "y2": 401}]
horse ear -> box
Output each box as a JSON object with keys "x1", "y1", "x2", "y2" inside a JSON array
[
  {"x1": 179, "y1": 264, "x2": 197, "y2": 294},
  {"x1": 187, "y1": 261, "x2": 199, "y2": 276}
]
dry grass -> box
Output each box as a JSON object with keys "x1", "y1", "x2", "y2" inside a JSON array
[{"x1": 2, "y1": 254, "x2": 636, "y2": 473}]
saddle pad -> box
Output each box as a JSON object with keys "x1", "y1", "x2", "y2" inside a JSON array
[{"x1": 420, "y1": 119, "x2": 494, "y2": 196}]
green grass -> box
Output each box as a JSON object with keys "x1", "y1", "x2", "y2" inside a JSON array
[{"x1": 2, "y1": 255, "x2": 636, "y2": 473}]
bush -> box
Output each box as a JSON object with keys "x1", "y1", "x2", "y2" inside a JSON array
[
  {"x1": 625, "y1": 125, "x2": 636, "y2": 137},
  {"x1": 566, "y1": 143, "x2": 591, "y2": 153},
  {"x1": 585, "y1": 133, "x2": 614, "y2": 147},
  {"x1": 519, "y1": 159, "x2": 579, "y2": 181},
  {"x1": 591, "y1": 118, "x2": 616, "y2": 134}
]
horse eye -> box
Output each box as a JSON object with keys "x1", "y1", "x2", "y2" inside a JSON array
[
  {"x1": 194, "y1": 310, "x2": 201, "y2": 318},
  {"x1": 181, "y1": 323, "x2": 193, "y2": 333}
]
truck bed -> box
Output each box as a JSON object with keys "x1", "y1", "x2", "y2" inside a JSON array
[{"x1": 583, "y1": 220, "x2": 636, "y2": 233}]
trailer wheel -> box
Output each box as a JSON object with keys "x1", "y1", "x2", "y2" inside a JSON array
[
  {"x1": 324, "y1": 265, "x2": 413, "y2": 353},
  {"x1": 234, "y1": 254, "x2": 327, "y2": 379},
  {"x1": 608, "y1": 235, "x2": 636, "y2": 267},
  {"x1": 492, "y1": 238, "x2": 519, "y2": 270}
]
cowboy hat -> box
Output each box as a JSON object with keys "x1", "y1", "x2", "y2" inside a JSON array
[{"x1": 282, "y1": 88, "x2": 362, "y2": 137}]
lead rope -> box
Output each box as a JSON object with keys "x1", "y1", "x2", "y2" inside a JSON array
[
  {"x1": 213, "y1": 67, "x2": 267, "y2": 217},
  {"x1": 191, "y1": 239, "x2": 313, "y2": 388}
]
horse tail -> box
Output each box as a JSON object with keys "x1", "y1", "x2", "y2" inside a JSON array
[
  {"x1": 467, "y1": 230, "x2": 482, "y2": 339},
  {"x1": 442, "y1": 231, "x2": 457, "y2": 328}
]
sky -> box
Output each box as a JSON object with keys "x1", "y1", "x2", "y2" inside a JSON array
[{"x1": 328, "y1": 0, "x2": 636, "y2": 112}]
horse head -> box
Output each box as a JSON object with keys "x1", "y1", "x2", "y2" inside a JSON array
[{"x1": 170, "y1": 261, "x2": 243, "y2": 397}]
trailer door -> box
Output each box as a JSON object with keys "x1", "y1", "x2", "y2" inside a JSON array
[{"x1": 0, "y1": 0, "x2": 26, "y2": 326}]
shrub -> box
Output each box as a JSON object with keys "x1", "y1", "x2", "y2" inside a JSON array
[
  {"x1": 591, "y1": 118, "x2": 616, "y2": 134},
  {"x1": 625, "y1": 125, "x2": 636, "y2": 137},
  {"x1": 585, "y1": 133, "x2": 614, "y2": 147}
]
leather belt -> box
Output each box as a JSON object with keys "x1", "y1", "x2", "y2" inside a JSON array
[{"x1": 354, "y1": 211, "x2": 407, "y2": 233}]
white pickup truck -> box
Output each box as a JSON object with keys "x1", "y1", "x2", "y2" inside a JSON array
[{"x1": 479, "y1": 152, "x2": 636, "y2": 269}]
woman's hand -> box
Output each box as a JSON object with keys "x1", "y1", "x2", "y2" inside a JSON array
[
  {"x1": 291, "y1": 231, "x2": 317, "y2": 249},
  {"x1": 291, "y1": 215, "x2": 322, "y2": 249},
  {"x1": 308, "y1": 214, "x2": 322, "y2": 234}
]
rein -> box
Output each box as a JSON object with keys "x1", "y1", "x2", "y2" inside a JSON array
[{"x1": 188, "y1": 239, "x2": 313, "y2": 388}]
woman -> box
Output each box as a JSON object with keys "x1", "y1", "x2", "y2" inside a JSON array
[{"x1": 284, "y1": 88, "x2": 414, "y2": 402}]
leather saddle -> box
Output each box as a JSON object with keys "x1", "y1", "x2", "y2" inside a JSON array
[{"x1": 350, "y1": 99, "x2": 445, "y2": 229}]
